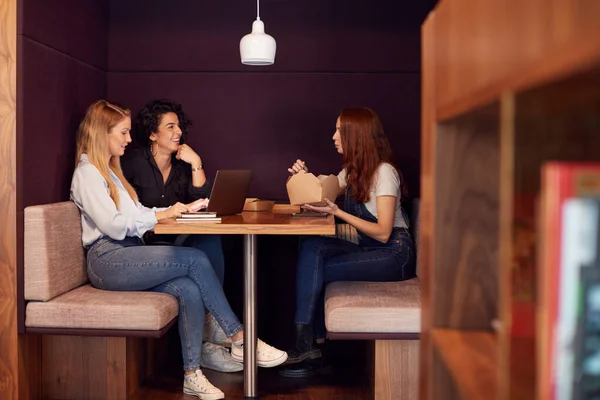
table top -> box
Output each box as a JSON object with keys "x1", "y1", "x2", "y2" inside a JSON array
[{"x1": 153, "y1": 204, "x2": 336, "y2": 235}]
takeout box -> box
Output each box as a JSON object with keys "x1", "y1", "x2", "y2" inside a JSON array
[
  {"x1": 243, "y1": 198, "x2": 275, "y2": 212},
  {"x1": 286, "y1": 171, "x2": 340, "y2": 206}
]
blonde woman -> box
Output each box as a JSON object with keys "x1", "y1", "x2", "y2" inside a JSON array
[{"x1": 70, "y1": 100, "x2": 287, "y2": 400}]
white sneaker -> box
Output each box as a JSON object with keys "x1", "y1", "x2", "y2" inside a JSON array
[
  {"x1": 183, "y1": 370, "x2": 224, "y2": 400},
  {"x1": 203, "y1": 314, "x2": 232, "y2": 348},
  {"x1": 200, "y1": 342, "x2": 243, "y2": 373},
  {"x1": 231, "y1": 338, "x2": 288, "y2": 368}
]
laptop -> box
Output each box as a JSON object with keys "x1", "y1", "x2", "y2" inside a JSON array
[{"x1": 203, "y1": 170, "x2": 253, "y2": 216}]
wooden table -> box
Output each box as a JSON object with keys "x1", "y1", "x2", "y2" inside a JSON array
[{"x1": 155, "y1": 205, "x2": 335, "y2": 399}]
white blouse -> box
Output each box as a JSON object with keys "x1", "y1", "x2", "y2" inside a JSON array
[{"x1": 70, "y1": 154, "x2": 165, "y2": 247}]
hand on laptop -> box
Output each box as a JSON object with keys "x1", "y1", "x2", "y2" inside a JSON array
[
  {"x1": 188, "y1": 198, "x2": 210, "y2": 212},
  {"x1": 156, "y1": 202, "x2": 191, "y2": 221}
]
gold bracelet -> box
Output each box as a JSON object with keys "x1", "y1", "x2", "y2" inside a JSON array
[{"x1": 191, "y1": 164, "x2": 203, "y2": 172}]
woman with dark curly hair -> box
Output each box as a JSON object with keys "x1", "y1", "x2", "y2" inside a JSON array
[
  {"x1": 279, "y1": 108, "x2": 416, "y2": 378},
  {"x1": 121, "y1": 99, "x2": 242, "y2": 373}
]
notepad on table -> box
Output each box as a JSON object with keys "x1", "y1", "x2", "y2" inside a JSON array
[
  {"x1": 176, "y1": 216, "x2": 222, "y2": 223},
  {"x1": 179, "y1": 212, "x2": 217, "y2": 219}
]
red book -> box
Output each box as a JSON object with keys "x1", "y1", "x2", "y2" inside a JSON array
[
  {"x1": 537, "y1": 162, "x2": 600, "y2": 400},
  {"x1": 512, "y1": 193, "x2": 538, "y2": 338}
]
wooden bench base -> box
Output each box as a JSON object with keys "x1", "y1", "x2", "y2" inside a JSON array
[
  {"x1": 36, "y1": 334, "x2": 159, "y2": 400},
  {"x1": 368, "y1": 340, "x2": 419, "y2": 400}
]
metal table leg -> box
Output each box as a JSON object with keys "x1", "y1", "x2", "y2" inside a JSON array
[{"x1": 243, "y1": 234, "x2": 258, "y2": 399}]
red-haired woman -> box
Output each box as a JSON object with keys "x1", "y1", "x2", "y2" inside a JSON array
[{"x1": 280, "y1": 108, "x2": 416, "y2": 378}]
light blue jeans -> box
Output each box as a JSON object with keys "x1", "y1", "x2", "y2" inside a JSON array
[
  {"x1": 145, "y1": 233, "x2": 225, "y2": 285},
  {"x1": 86, "y1": 236, "x2": 242, "y2": 371}
]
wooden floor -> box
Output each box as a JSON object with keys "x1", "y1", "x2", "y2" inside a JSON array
[
  {"x1": 129, "y1": 324, "x2": 372, "y2": 400},
  {"x1": 132, "y1": 365, "x2": 370, "y2": 400}
]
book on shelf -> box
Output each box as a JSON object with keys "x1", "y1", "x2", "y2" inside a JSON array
[
  {"x1": 554, "y1": 198, "x2": 599, "y2": 400},
  {"x1": 512, "y1": 192, "x2": 538, "y2": 338},
  {"x1": 537, "y1": 162, "x2": 600, "y2": 400},
  {"x1": 572, "y1": 266, "x2": 600, "y2": 400}
]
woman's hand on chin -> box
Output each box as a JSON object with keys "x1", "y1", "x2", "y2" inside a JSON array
[
  {"x1": 176, "y1": 144, "x2": 202, "y2": 168},
  {"x1": 302, "y1": 198, "x2": 339, "y2": 215}
]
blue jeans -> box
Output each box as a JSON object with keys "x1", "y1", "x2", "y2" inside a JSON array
[
  {"x1": 86, "y1": 236, "x2": 242, "y2": 371},
  {"x1": 295, "y1": 228, "x2": 416, "y2": 339},
  {"x1": 147, "y1": 233, "x2": 225, "y2": 285}
]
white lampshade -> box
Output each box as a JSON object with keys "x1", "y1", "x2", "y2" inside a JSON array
[{"x1": 240, "y1": 18, "x2": 276, "y2": 66}]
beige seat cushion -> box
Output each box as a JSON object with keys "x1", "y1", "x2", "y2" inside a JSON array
[
  {"x1": 24, "y1": 201, "x2": 87, "y2": 301},
  {"x1": 25, "y1": 284, "x2": 179, "y2": 331},
  {"x1": 325, "y1": 279, "x2": 421, "y2": 333}
]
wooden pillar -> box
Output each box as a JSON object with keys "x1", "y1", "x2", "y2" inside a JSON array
[
  {"x1": 0, "y1": 0, "x2": 18, "y2": 398},
  {"x1": 372, "y1": 340, "x2": 419, "y2": 400}
]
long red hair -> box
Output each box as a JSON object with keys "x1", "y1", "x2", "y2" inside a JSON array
[{"x1": 340, "y1": 108, "x2": 407, "y2": 203}]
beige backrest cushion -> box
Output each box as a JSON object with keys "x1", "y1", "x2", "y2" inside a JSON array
[{"x1": 24, "y1": 201, "x2": 88, "y2": 301}]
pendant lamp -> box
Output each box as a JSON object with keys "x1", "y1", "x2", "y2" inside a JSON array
[{"x1": 240, "y1": 0, "x2": 276, "y2": 65}]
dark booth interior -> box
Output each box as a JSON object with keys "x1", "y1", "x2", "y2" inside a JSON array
[{"x1": 18, "y1": 0, "x2": 434, "y2": 396}]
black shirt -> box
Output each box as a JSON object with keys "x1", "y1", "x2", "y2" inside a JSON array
[{"x1": 121, "y1": 147, "x2": 211, "y2": 208}]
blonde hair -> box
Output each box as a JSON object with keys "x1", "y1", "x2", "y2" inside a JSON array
[{"x1": 75, "y1": 100, "x2": 138, "y2": 207}]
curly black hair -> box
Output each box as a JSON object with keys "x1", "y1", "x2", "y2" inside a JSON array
[{"x1": 133, "y1": 99, "x2": 193, "y2": 148}]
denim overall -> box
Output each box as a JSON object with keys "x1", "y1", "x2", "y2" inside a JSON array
[
  {"x1": 295, "y1": 187, "x2": 416, "y2": 339},
  {"x1": 344, "y1": 187, "x2": 415, "y2": 256}
]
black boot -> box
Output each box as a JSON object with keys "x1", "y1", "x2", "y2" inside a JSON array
[
  {"x1": 279, "y1": 341, "x2": 333, "y2": 378},
  {"x1": 284, "y1": 323, "x2": 322, "y2": 365}
]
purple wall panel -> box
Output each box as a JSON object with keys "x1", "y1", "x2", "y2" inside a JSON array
[
  {"x1": 108, "y1": 0, "x2": 424, "y2": 73},
  {"x1": 21, "y1": 38, "x2": 105, "y2": 206},
  {"x1": 21, "y1": 0, "x2": 108, "y2": 69},
  {"x1": 20, "y1": 0, "x2": 423, "y2": 206},
  {"x1": 107, "y1": 0, "x2": 424, "y2": 200},
  {"x1": 107, "y1": 72, "x2": 420, "y2": 200}
]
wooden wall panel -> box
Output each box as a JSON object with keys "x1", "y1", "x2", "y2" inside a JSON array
[
  {"x1": 0, "y1": 0, "x2": 18, "y2": 398},
  {"x1": 433, "y1": 105, "x2": 500, "y2": 330},
  {"x1": 419, "y1": 10, "x2": 436, "y2": 400},
  {"x1": 18, "y1": 334, "x2": 41, "y2": 400},
  {"x1": 41, "y1": 335, "x2": 140, "y2": 400}
]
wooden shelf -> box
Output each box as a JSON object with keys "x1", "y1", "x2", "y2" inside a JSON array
[
  {"x1": 431, "y1": 329, "x2": 497, "y2": 400},
  {"x1": 421, "y1": 3, "x2": 600, "y2": 399}
]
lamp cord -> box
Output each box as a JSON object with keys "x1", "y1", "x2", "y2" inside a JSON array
[{"x1": 256, "y1": 0, "x2": 260, "y2": 20}]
